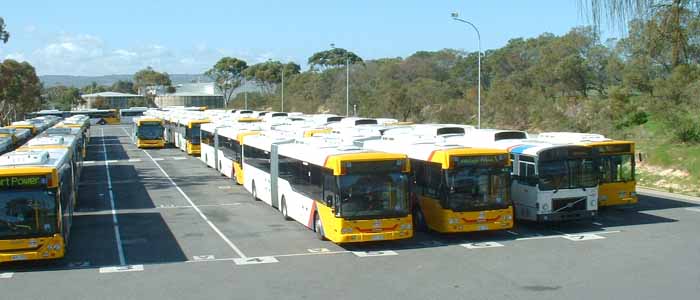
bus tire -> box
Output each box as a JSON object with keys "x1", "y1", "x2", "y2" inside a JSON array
[
  {"x1": 251, "y1": 181, "x2": 259, "y2": 201},
  {"x1": 98, "y1": 119, "x2": 106, "y2": 125},
  {"x1": 414, "y1": 206, "x2": 428, "y2": 232},
  {"x1": 281, "y1": 196, "x2": 291, "y2": 221},
  {"x1": 314, "y1": 212, "x2": 326, "y2": 241}
]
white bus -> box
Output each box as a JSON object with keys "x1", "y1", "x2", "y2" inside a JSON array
[
  {"x1": 242, "y1": 134, "x2": 413, "y2": 243},
  {"x1": 119, "y1": 107, "x2": 148, "y2": 124}
]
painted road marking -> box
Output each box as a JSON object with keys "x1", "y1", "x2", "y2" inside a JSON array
[
  {"x1": 67, "y1": 261, "x2": 91, "y2": 268},
  {"x1": 156, "y1": 203, "x2": 242, "y2": 209},
  {"x1": 101, "y1": 128, "x2": 126, "y2": 266},
  {"x1": 506, "y1": 230, "x2": 520, "y2": 235},
  {"x1": 193, "y1": 255, "x2": 216, "y2": 261},
  {"x1": 1, "y1": 273, "x2": 13, "y2": 279},
  {"x1": 218, "y1": 186, "x2": 232, "y2": 190},
  {"x1": 105, "y1": 160, "x2": 118, "y2": 163},
  {"x1": 152, "y1": 158, "x2": 164, "y2": 161},
  {"x1": 462, "y1": 242, "x2": 505, "y2": 249},
  {"x1": 172, "y1": 157, "x2": 187, "y2": 160},
  {"x1": 233, "y1": 256, "x2": 278, "y2": 265},
  {"x1": 353, "y1": 250, "x2": 398, "y2": 257},
  {"x1": 685, "y1": 207, "x2": 700, "y2": 213},
  {"x1": 142, "y1": 149, "x2": 249, "y2": 259},
  {"x1": 99, "y1": 265, "x2": 144, "y2": 274},
  {"x1": 561, "y1": 234, "x2": 606, "y2": 241},
  {"x1": 307, "y1": 248, "x2": 330, "y2": 253},
  {"x1": 592, "y1": 222, "x2": 604, "y2": 226},
  {"x1": 128, "y1": 158, "x2": 142, "y2": 162},
  {"x1": 84, "y1": 161, "x2": 96, "y2": 164}
]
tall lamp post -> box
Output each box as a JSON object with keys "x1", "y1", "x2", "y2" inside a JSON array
[
  {"x1": 451, "y1": 12, "x2": 482, "y2": 129},
  {"x1": 331, "y1": 43, "x2": 350, "y2": 117},
  {"x1": 281, "y1": 65, "x2": 285, "y2": 112}
]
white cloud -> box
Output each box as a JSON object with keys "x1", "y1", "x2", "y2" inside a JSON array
[
  {"x1": 5, "y1": 53, "x2": 26, "y2": 61},
  {"x1": 17, "y1": 32, "x2": 298, "y2": 76}
]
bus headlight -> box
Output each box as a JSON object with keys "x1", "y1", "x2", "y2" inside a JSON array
[
  {"x1": 501, "y1": 215, "x2": 512, "y2": 221},
  {"x1": 542, "y1": 203, "x2": 549, "y2": 211},
  {"x1": 630, "y1": 192, "x2": 637, "y2": 197},
  {"x1": 590, "y1": 199, "x2": 597, "y2": 207},
  {"x1": 400, "y1": 223, "x2": 412, "y2": 230},
  {"x1": 53, "y1": 244, "x2": 61, "y2": 251},
  {"x1": 448, "y1": 218, "x2": 459, "y2": 224},
  {"x1": 341, "y1": 228, "x2": 353, "y2": 234}
]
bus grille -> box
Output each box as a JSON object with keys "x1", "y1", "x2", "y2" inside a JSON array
[{"x1": 552, "y1": 197, "x2": 587, "y2": 212}]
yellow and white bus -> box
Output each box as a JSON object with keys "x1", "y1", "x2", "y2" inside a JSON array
[
  {"x1": 537, "y1": 132, "x2": 637, "y2": 206},
  {"x1": 0, "y1": 127, "x2": 32, "y2": 149},
  {"x1": 132, "y1": 116, "x2": 165, "y2": 149},
  {"x1": 30, "y1": 130, "x2": 85, "y2": 183},
  {"x1": 0, "y1": 148, "x2": 77, "y2": 263},
  {"x1": 200, "y1": 122, "x2": 263, "y2": 183},
  {"x1": 360, "y1": 134, "x2": 514, "y2": 233},
  {"x1": 172, "y1": 117, "x2": 209, "y2": 155},
  {"x1": 70, "y1": 109, "x2": 120, "y2": 125},
  {"x1": 243, "y1": 133, "x2": 413, "y2": 243}
]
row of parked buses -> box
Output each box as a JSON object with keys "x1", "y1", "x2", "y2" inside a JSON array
[
  {"x1": 26, "y1": 109, "x2": 124, "y2": 125},
  {"x1": 0, "y1": 114, "x2": 91, "y2": 263},
  {"x1": 138, "y1": 107, "x2": 637, "y2": 244}
]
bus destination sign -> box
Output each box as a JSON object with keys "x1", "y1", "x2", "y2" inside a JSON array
[{"x1": 0, "y1": 175, "x2": 48, "y2": 190}]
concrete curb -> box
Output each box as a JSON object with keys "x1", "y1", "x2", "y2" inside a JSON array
[{"x1": 637, "y1": 187, "x2": 700, "y2": 203}]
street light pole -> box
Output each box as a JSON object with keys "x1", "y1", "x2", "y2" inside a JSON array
[
  {"x1": 451, "y1": 12, "x2": 482, "y2": 129},
  {"x1": 331, "y1": 43, "x2": 351, "y2": 117},
  {"x1": 281, "y1": 66, "x2": 285, "y2": 112},
  {"x1": 244, "y1": 77, "x2": 248, "y2": 110}
]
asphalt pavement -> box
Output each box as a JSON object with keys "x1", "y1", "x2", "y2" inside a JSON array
[{"x1": 1, "y1": 125, "x2": 699, "y2": 300}]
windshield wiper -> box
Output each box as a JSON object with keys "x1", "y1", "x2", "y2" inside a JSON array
[{"x1": 0, "y1": 218, "x2": 32, "y2": 231}]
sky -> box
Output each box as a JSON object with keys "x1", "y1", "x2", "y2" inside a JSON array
[{"x1": 0, "y1": 0, "x2": 615, "y2": 76}]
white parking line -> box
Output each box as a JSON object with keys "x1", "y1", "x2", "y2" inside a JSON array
[
  {"x1": 99, "y1": 265, "x2": 144, "y2": 273},
  {"x1": 101, "y1": 128, "x2": 126, "y2": 266},
  {"x1": 685, "y1": 207, "x2": 700, "y2": 213},
  {"x1": 506, "y1": 230, "x2": 519, "y2": 235},
  {"x1": 462, "y1": 242, "x2": 505, "y2": 249},
  {"x1": 0, "y1": 272, "x2": 13, "y2": 279},
  {"x1": 353, "y1": 250, "x2": 398, "y2": 257},
  {"x1": 152, "y1": 158, "x2": 165, "y2": 161},
  {"x1": 128, "y1": 158, "x2": 142, "y2": 162},
  {"x1": 172, "y1": 157, "x2": 187, "y2": 160},
  {"x1": 156, "y1": 203, "x2": 242, "y2": 209},
  {"x1": 233, "y1": 256, "x2": 278, "y2": 265},
  {"x1": 592, "y1": 222, "x2": 604, "y2": 226},
  {"x1": 142, "y1": 149, "x2": 248, "y2": 259}
]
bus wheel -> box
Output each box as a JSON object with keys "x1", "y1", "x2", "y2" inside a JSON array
[
  {"x1": 251, "y1": 181, "x2": 259, "y2": 201},
  {"x1": 281, "y1": 196, "x2": 291, "y2": 221},
  {"x1": 314, "y1": 213, "x2": 326, "y2": 241},
  {"x1": 414, "y1": 207, "x2": 428, "y2": 232},
  {"x1": 98, "y1": 119, "x2": 106, "y2": 125}
]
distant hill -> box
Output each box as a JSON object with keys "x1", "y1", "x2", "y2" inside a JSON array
[{"x1": 39, "y1": 74, "x2": 211, "y2": 88}]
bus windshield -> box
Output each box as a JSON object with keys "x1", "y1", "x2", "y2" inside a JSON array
[
  {"x1": 339, "y1": 172, "x2": 409, "y2": 219},
  {"x1": 599, "y1": 154, "x2": 634, "y2": 183},
  {"x1": 445, "y1": 167, "x2": 511, "y2": 211},
  {"x1": 137, "y1": 123, "x2": 164, "y2": 140},
  {"x1": 0, "y1": 190, "x2": 58, "y2": 239},
  {"x1": 186, "y1": 125, "x2": 202, "y2": 144},
  {"x1": 538, "y1": 159, "x2": 598, "y2": 191}
]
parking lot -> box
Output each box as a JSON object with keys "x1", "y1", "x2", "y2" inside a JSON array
[{"x1": 1, "y1": 124, "x2": 699, "y2": 299}]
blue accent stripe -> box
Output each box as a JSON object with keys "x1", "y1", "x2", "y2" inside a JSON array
[{"x1": 510, "y1": 145, "x2": 536, "y2": 154}]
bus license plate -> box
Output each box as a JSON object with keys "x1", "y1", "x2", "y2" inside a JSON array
[
  {"x1": 11, "y1": 255, "x2": 27, "y2": 261},
  {"x1": 371, "y1": 235, "x2": 385, "y2": 241},
  {"x1": 478, "y1": 225, "x2": 489, "y2": 231}
]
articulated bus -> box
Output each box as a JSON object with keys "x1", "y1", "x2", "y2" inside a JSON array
[
  {"x1": 359, "y1": 134, "x2": 514, "y2": 233},
  {"x1": 172, "y1": 117, "x2": 209, "y2": 155},
  {"x1": 0, "y1": 148, "x2": 77, "y2": 263},
  {"x1": 132, "y1": 116, "x2": 165, "y2": 149},
  {"x1": 216, "y1": 126, "x2": 263, "y2": 183},
  {"x1": 243, "y1": 133, "x2": 413, "y2": 243},
  {"x1": 461, "y1": 135, "x2": 599, "y2": 222},
  {"x1": 537, "y1": 132, "x2": 637, "y2": 207},
  {"x1": 0, "y1": 128, "x2": 32, "y2": 148},
  {"x1": 70, "y1": 109, "x2": 120, "y2": 125},
  {"x1": 119, "y1": 107, "x2": 148, "y2": 124}
]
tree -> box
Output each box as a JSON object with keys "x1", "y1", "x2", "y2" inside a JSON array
[
  {"x1": 205, "y1": 57, "x2": 248, "y2": 107},
  {"x1": 244, "y1": 61, "x2": 301, "y2": 95},
  {"x1": 307, "y1": 48, "x2": 363, "y2": 71},
  {"x1": 579, "y1": 0, "x2": 700, "y2": 67},
  {"x1": 0, "y1": 17, "x2": 9, "y2": 44},
  {"x1": 111, "y1": 80, "x2": 135, "y2": 94},
  {"x1": 134, "y1": 66, "x2": 172, "y2": 94},
  {"x1": 44, "y1": 86, "x2": 82, "y2": 110},
  {"x1": 0, "y1": 59, "x2": 41, "y2": 123}
]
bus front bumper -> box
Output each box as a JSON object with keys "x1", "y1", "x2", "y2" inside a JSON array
[
  {"x1": 537, "y1": 210, "x2": 597, "y2": 222},
  {"x1": 0, "y1": 235, "x2": 65, "y2": 263}
]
